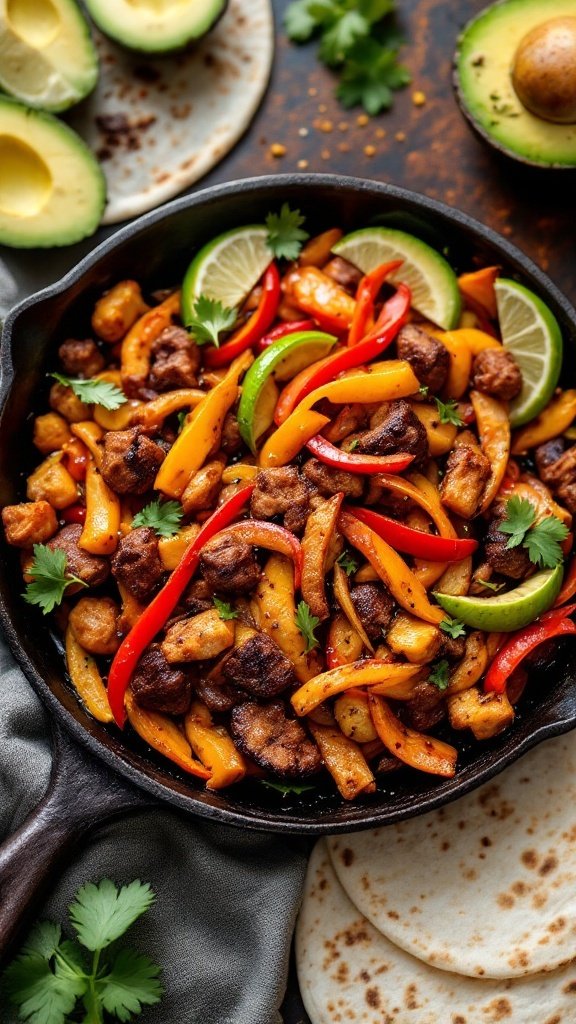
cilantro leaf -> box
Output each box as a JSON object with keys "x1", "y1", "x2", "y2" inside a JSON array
[
  {"x1": 284, "y1": 0, "x2": 334, "y2": 41},
  {"x1": 499, "y1": 496, "x2": 536, "y2": 549},
  {"x1": 98, "y1": 948, "x2": 163, "y2": 1022},
  {"x1": 295, "y1": 599, "x2": 321, "y2": 652},
  {"x1": 348, "y1": 438, "x2": 359, "y2": 451},
  {"x1": 266, "y1": 204, "x2": 309, "y2": 261},
  {"x1": 50, "y1": 373, "x2": 126, "y2": 411},
  {"x1": 434, "y1": 396, "x2": 465, "y2": 427},
  {"x1": 523, "y1": 516, "x2": 569, "y2": 569},
  {"x1": 418, "y1": 384, "x2": 430, "y2": 398},
  {"x1": 359, "y1": 0, "x2": 395, "y2": 21},
  {"x1": 428, "y1": 659, "x2": 450, "y2": 691},
  {"x1": 69, "y1": 879, "x2": 155, "y2": 952},
  {"x1": 319, "y1": 10, "x2": 369, "y2": 66},
  {"x1": 22, "y1": 923, "x2": 63, "y2": 961},
  {"x1": 177, "y1": 409, "x2": 188, "y2": 432},
  {"x1": 24, "y1": 544, "x2": 87, "y2": 615},
  {"x1": 440, "y1": 617, "x2": 466, "y2": 639},
  {"x1": 337, "y1": 37, "x2": 411, "y2": 115},
  {"x1": 213, "y1": 597, "x2": 239, "y2": 621},
  {"x1": 337, "y1": 550, "x2": 358, "y2": 576},
  {"x1": 186, "y1": 294, "x2": 237, "y2": 348},
  {"x1": 3, "y1": 954, "x2": 83, "y2": 1024},
  {"x1": 261, "y1": 780, "x2": 316, "y2": 796},
  {"x1": 131, "y1": 499, "x2": 183, "y2": 538},
  {"x1": 476, "y1": 577, "x2": 503, "y2": 592}
]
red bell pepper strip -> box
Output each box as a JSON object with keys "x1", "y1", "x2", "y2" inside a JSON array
[
  {"x1": 275, "y1": 284, "x2": 411, "y2": 424},
  {"x1": 60, "y1": 504, "x2": 86, "y2": 525},
  {"x1": 306, "y1": 435, "x2": 414, "y2": 475},
  {"x1": 349, "y1": 506, "x2": 479, "y2": 560},
  {"x1": 204, "y1": 264, "x2": 281, "y2": 368},
  {"x1": 554, "y1": 555, "x2": 576, "y2": 607},
  {"x1": 484, "y1": 604, "x2": 576, "y2": 694},
  {"x1": 107, "y1": 483, "x2": 255, "y2": 728},
  {"x1": 347, "y1": 260, "x2": 403, "y2": 347},
  {"x1": 255, "y1": 319, "x2": 316, "y2": 353},
  {"x1": 208, "y1": 519, "x2": 303, "y2": 590}
]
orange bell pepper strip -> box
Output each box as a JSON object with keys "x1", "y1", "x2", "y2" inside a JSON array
[
  {"x1": 131, "y1": 388, "x2": 206, "y2": 430},
  {"x1": 125, "y1": 690, "x2": 210, "y2": 780},
  {"x1": 79, "y1": 460, "x2": 121, "y2": 556},
  {"x1": 65, "y1": 625, "x2": 113, "y2": 723},
  {"x1": 332, "y1": 561, "x2": 374, "y2": 652},
  {"x1": 373, "y1": 471, "x2": 456, "y2": 538},
  {"x1": 301, "y1": 492, "x2": 344, "y2": 620},
  {"x1": 307, "y1": 719, "x2": 376, "y2": 799},
  {"x1": 259, "y1": 410, "x2": 330, "y2": 468},
  {"x1": 368, "y1": 693, "x2": 457, "y2": 777},
  {"x1": 338, "y1": 508, "x2": 445, "y2": 624},
  {"x1": 274, "y1": 353, "x2": 341, "y2": 426},
  {"x1": 326, "y1": 611, "x2": 364, "y2": 669},
  {"x1": 221, "y1": 463, "x2": 259, "y2": 484},
  {"x1": 291, "y1": 659, "x2": 422, "y2": 717},
  {"x1": 183, "y1": 701, "x2": 246, "y2": 790},
  {"x1": 437, "y1": 333, "x2": 473, "y2": 399},
  {"x1": 208, "y1": 519, "x2": 303, "y2": 589},
  {"x1": 120, "y1": 290, "x2": 181, "y2": 394},
  {"x1": 155, "y1": 353, "x2": 250, "y2": 498},
  {"x1": 440, "y1": 326, "x2": 501, "y2": 357},
  {"x1": 458, "y1": 266, "x2": 499, "y2": 319},
  {"x1": 470, "y1": 390, "x2": 511, "y2": 514},
  {"x1": 299, "y1": 227, "x2": 343, "y2": 267},
  {"x1": 511, "y1": 390, "x2": 576, "y2": 454},
  {"x1": 70, "y1": 421, "x2": 104, "y2": 470},
  {"x1": 288, "y1": 266, "x2": 356, "y2": 333}
]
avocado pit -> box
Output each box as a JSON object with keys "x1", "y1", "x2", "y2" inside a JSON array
[{"x1": 512, "y1": 16, "x2": 576, "y2": 124}]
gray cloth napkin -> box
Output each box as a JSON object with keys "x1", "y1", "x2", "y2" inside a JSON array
[{"x1": 0, "y1": 633, "x2": 308, "y2": 1023}]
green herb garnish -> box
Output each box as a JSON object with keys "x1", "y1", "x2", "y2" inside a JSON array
[
  {"x1": 337, "y1": 550, "x2": 359, "y2": 576},
  {"x1": 50, "y1": 373, "x2": 126, "y2": 411},
  {"x1": 132, "y1": 499, "x2": 183, "y2": 538},
  {"x1": 24, "y1": 544, "x2": 87, "y2": 615},
  {"x1": 295, "y1": 599, "x2": 321, "y2": 652},
  {"x1": 186, "y1": 294, "x2": 237, "y2": 347},
  {"x1": 261, "y1": 781, "x2": 316, "y2": 796},
  {"x1": 265, "y1": 204, "x2": 309, "y2": 261},
  {"x1": 440, "y1": 618, "x2": 466, "y2": 639},
  {"x1": 213, "y1": 597, "x2": 239, "y2": 621},
  {"x1": 434, "y1": 396, "x2": 465, "y2": 427},
  {"x1": 428, "y1": 659, "x2": 450, "y2": 691},
  {"x1": 500, "y1": 496, "x2": 568, "y2": 569}
]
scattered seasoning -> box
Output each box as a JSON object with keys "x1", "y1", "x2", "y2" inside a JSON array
[
  {"x1": 412, "y1": 89, "x2": 426, "y2": 106},
  {"x1": 297, "y1": 159, "x2": 309, "y2": 169},
  {"x1": 308, "y1": 87, "x2": 318, "y2": 96},
  {"x1": 318, "y1": 103, "x2": 327, "y2": 113},
  {"x1": 270, "y1": 143, "x2": 287, "y2": 158},
  {"x1": 318, "y1": 119, "x2": 334, "y2": 132},
  {"x1": 375, "y1": 127, "x2": 386, "y2": 138},
  {"x1": 321, "y1": 148, "x2": 331, "y2": 159},
  {"x1": 357, "y1": 113, "x2": 369, "y2": 126},
  {"x1": 395, "y1": 130, "x2": 406, "y2": 142},
  {"x1": 364, "y1": 144, "x2": 376, "y2": 157},
  {"x1": 298, "y1": 126, "x2": 309, "y2": 137},
  {"x1": 338, "y1": 121, "x2": 349, "y2": 131},
  {"x1": 338, "y1": 141, "x2": 351, "y2": 152}
]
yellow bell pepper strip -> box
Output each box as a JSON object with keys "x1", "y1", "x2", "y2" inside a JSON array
[
  {"x1": 458, "y1": 266, "x2": 499, "y2": 319},
  {"x1": 409, "y1": 402, "x2": 458, "y2": 456},
  {"x1": 442, "y1": 327, "x2": 502, "y2": 355},
  {"x1": 259, "y1": 410, "x2": 330, "y2": 468},
  {"x1": 299, "y1": 227, "x2": 343, "y2": 267},
  {"x1": 155, "y1": 353, "x2": 248, "y2": 498},
  {"x1": 183, "y1": 701, "x2": 246, "y2": 790},
  {"x1": 333, "y1": 561, "x2": 374, "y2": 653},
  {"x1": 65, "y1": 624, "x2": 113, "y2": 723},
  {"x1": 221, "y1": 463, "x2": 259, "y2": 484},
  {"x1": 338, "y1": 508, "x2": 445, "y2": 625},
  {"x1": 125, "y1": 690, "x2": 211, "y2": 780},
  {"x1": 108, "y1": 483, "x2": 255, "y2": 727},
  {"x1": 251, "y1": 553, "x2": 322, "y2": 682},
  {"x1": 511, "y1": 389, "x2": 576, "y2": 454},
  {"x1": 131, "y1": 388, "x2": 205, "y2": 430},
  {"x1": 307, "y1": 719, "x2": 376, "y2": 800},
  {"x1": 120, "y1": 290, "x2": 181, "y2": 395},
  {"x1": 117, "y1": 581, "x2": 146, "y2": 631},
  {"x1": 347, "y1": 260, "x2": 403, "y2": 347},
  {"x1": 470, "y1": 390, "x2": 511, "y2": 513},
  {"x1": 94, "y1": 399, "x2": 142, "y2": 432},
  {"x1": 326, "y1": 611, "x2": 364, "y2": 669},
  {"x1": 291, "y1": 660, "x2": 421, "y2": 717},
  {"x1": 79, "y1": 460, "x2": 121, "y2": 555},
  {"x1": 368, "y1": 693, "x2": 457, "y2": 777},
  {"x1": 70, "y1": 421, "x2": 104, "y2": 470},
  {"x1": 369, "y1": 472, "x2": 456, "y2": 537},
  {"x1": 437, "y1": 332, "x2": 473, "y2": 399},
  {"x1": 301, "y1": 492, "x2": 344, "y2": 620},
  {"x1": 206, "y1": 519, "x2": 303, "y2": 589},
  {"x1": 158, "y1": 523, "x2": 201, "y2": 570},
  {"x1": 288, "y1": 265, "x2": 357, "y2": 333}
]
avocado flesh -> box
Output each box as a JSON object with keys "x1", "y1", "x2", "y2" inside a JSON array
[
  {"x1": 0, "y1": 0, "x2": 98, "y2": 112},
  {"x1": 455, "y1": 0, "x2": 576, "y2": 167},
  {"x1": 84, "y1": 0, "x2": 228, "y2": 54},
  {"x1": 0, "y1": 97, "x2": 106, "y2": 248}
]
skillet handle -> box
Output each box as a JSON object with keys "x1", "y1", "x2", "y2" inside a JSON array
[{"x1": 0, "y1": 722, "x2": 154, "y2": 963}]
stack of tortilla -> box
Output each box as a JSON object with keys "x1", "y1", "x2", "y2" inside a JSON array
[{"x1": 296, "y1": 731, "x2": 576, "y2": 1022}]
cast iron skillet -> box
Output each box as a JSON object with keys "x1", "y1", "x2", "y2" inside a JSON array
[{"x1": 1, "y1": 175, "x2": 576, "y2": 958}]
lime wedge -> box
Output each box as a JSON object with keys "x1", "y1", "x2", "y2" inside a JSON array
[
  {"x1": 238, "y1": 330, "x2": 337, "y2": 452},
  {"x1": 434, "y1": 564, "x2": 563, "y2": 632},
  {"x1": 495, "y1": 278, "x2": 563, "y2": 428},
  {"x1": 182, "y1": 225, "x2": 271, "y2": 324},
  {"x1": 332, "y1": 227, "x2": 461, "y2": 330}
]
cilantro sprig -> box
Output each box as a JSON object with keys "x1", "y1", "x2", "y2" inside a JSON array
[
  {"x1": 24, "y1": 544, "x2": 87, "y2": 615},
  {"x1": 1, "y1": 879, "x2": 163, "y2": 1024},
  {"x1": 50, "y1": 373, "x2": 126, "y2": 411},
  {"x1": 428, "y1": 659, "x2": 450, "y2": 692},
  {"x1": 434, "y1": 397, "x2": 465, "y2": 427},
  {"x1": 261, "y1": 781, "x2": 316, "y2": 796},
  {"x1": 336, "y1": 550, "x2": 359, "y2": 576},
  {"x1": 213, "y1": 597, "x2": 239, "y2": 621},
  {"x1": 284, "y1": 1, "x2": 410, "y2": 115},
  {"x1": 186, "y1": 294, "x2": 237, "y2": 347},
  {"x1": 132, "y1": 498, "x2": 183, "y2": 538},
  {"x1": 440, "y1": 617, "x2": 466, "y2": 639},
  {"x1": 499, "y1": 496, "x2": 569, "y2": 570},
  {"x1": 295, "y1": 599, "x2": 321, "y2": 652},
  {"x1": 265, "y1": 204, "x2": 309, "y2": 261}
]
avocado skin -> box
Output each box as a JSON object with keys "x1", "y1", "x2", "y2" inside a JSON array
[
  {"x1": 83, "y1": 0, "x2": 229, "y2": 56},
  {"x1": 453, "y1": 0, "x2": 576, "y2": 169}
]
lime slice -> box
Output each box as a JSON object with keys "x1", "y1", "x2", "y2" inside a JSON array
[
  {"x1": 332, "y1": 227, "x2": 461, "y2": 330},
  {"x1": 238, "y1": 330, "x2": 337, "y2": 452},
  {"x1": 182, "y1": 225, "x2": 271, "y2": 324},
  {"x1": 495, "y1": 278, "x2": 563, "y2": 428},
  {"x1": 434, "y1": 564, "x2": 563, "y2": 632}
]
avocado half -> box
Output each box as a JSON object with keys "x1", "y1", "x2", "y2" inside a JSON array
[
  {"x1": 83, "y1": 0, "x2": 228, "y2": 55},
  {"x1": 0, "y1": 97, "x2": 106, "y2": 248},
  {"x1": 0, "y1": 0, "x2": 98, "y2": 112},
  {"x1": 454, "y1": 0, "x2": 576, "y2": 168}
]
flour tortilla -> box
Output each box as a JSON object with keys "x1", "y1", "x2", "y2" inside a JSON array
[
  {"x1": 68, "y1": 0, "x2": 273, "y2": 224},
  {"x1": 296, "y1": 841, "x2": 576, "y2": 1024},
  {"x1": 327, "y1": 731, "x2": 576, "y2": 979}
]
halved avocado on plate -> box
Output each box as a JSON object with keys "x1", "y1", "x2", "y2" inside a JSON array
[
  {"x1": 0, "y1": 0, "x2": 98, "y2": 112},
  {"x1": 454, "y1": 0, "x2": 576, "y2": 168},
  {"x1": 83, "y1": 0, "x2": 228, "y2": 54},
  {"x1": 0, "y1": 96, "x2": 106, "y2": 248}
]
